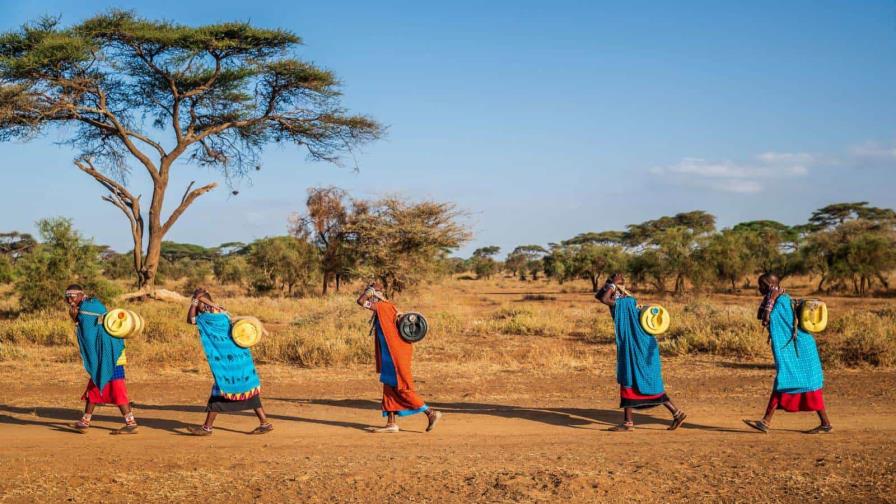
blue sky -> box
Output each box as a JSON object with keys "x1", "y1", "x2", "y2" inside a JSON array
[{"x1": 1, "y1": 0, "x2": 894, "y2": 256}]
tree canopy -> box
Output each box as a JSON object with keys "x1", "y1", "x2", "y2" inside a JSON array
[{"x1": 0, "y1": 10, "x2": 381, "y2": 288}]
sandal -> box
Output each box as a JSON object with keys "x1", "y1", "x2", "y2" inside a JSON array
[
  {"x1": 73, "y1": 418, "x2": 90, "y2": 433},
  {"x1": 111, "y1": 423, "x2": 139, "y2": 435},
  {"x1": 669, "y1": 411, "x2": 687, "y2": 431},
  {"x1": 187, "y1": 425, "x2": 213, "y2": 436},
  {"x1": 426, "y1": 411, "x2": 443, "y2": 432},
  {"x1": 371, "y1": 424, "x2": 400, "y2": 433},
  {"x1": 608, "y1": 422, "x2": 634, "y2": 432},
  {"x1": 742, "y1": 419, "x2": 769, "y2": 433},
  {"x1": 250, "y1": 423, "x2": 274, "y2": 435},
  {"x1": 804, "y1": 424, "x2": 832, "y2": 435}
]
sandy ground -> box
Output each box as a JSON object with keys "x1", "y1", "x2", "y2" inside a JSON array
[{"x1": 1, "y1": 356, "x2": 894, "y2": 504}]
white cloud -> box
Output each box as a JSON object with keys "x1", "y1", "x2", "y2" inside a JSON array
[
  {"x1": 851, "y1": 140, "x2": 896, "y2": 163},
  {"x1": 650, "y1": 152, "x2": 815, "y2": 193}
]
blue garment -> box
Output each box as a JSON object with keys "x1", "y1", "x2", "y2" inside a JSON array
[
  {"x1": 382, "y1": 405, "x2": 429, "y2": 417},
  {"x1": 375, "y1": 321, "x2": 398, "y2": 387},
  {"x1": 769, "y1": 294, "x2": 824, "y2": 394},
  {"x1": 196, "y1": 312, "x2": 260, "y2": 396},
  {"x1": 613, "y1": 297, "x2": 665, "y2": 395},
  {"x1": 75, "y1": 298, "x2": 124, "y2": 390}
]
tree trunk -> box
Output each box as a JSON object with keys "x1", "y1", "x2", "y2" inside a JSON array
[
  {"x1": 674, "y1": 274, "x2": 685, "y2": 295},
  {"x1": 876, "y1": 272, "x2": 890, "y2": 290},
  {"x1": 322, "y1": 271, "x2": 330, "y2": 295},
  {"x1": 816, "y1": 275, "x2": 827, "y2": 292},
  {"x1": 590, "y1": 275, "x2": 599, "y2": 293},
  {"x1": 335, "y1": 274, "x2": 341, "y2": 292}
]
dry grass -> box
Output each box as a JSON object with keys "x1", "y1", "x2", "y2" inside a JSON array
[{"x1": 0, "y1": 277, "x2": 893, "y2": 370}]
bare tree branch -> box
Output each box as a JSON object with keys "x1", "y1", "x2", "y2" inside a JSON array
[{"x1": 161, "y1": 182, "x2": 218, "y2": 235}]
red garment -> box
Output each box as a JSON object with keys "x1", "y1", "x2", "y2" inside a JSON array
[
  {"x1": 770, "y1": 389, "x2": 825, "y2": 412},
  {"x1": 82, "y1": 378, "x2": 130, "y2": 406},
  {"x1": 374, "y1": 301, "x2": 426, "y2": 412},
  {"x1": 382, "y1": 384, "x2": 425, "y2": 412},
  {"x1": 620, "y1": 386, "x2": 666, "y2": 400}
]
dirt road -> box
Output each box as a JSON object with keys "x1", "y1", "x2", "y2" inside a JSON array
[{"x1": 1, "y1": 360, "x2": 894, "y2": 503}]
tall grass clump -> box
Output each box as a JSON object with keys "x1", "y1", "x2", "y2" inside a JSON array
[
  {"x1": 659, "y1": 302, "x2": 767, "y2": 358},
  {"x1": 818, "y1": 310, "x2": 896, "y2": 367}
]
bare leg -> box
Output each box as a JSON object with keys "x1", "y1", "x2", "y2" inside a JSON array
[
  {"x1": 249, "y1": 407, "x2": 274, "y2": 434},
  {"x1": 610, "y1": 407, "x2": 634, "y2": 431},
  {"x1": 203, "y1": 411, "x2": 218, "y2": 428},
  {"x1": 743, "y1": 391, "x2": 777, "y2": 433},
  {"x1": 663, "y1": 399, "x2": 681, "y2": 416},
  {"x1": 84, "y1": 402, "x2": 96, "y2": 416},
  {"x1": 817, "y1": 409, "x2": 831, "y2": 427},
  {"x1": 762, "y1": 393, "x2": 778, "y2": 425},
  {"x1": 664, "y1": 399, "x2": 687, "y2": 430}
]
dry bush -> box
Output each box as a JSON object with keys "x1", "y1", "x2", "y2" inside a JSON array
[{"x1": 659, "y1": 302, "x2": 767, "y2": 359}]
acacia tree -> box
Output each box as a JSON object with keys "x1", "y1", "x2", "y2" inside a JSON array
[
  {"x1": 470, "y1": 245, "x2": 500, "y2": 279},
  {"x1": 289, "y1": 186, "x2": 354, "y2": 294},
  {"x1": 344, "y1": 197, "x2": 470, "y2": 297},
  {"x1": 0, "y1": 11, "x2": 380, "y2": 289},
  {"x1": 625, "y1": 211, "x2": 716, "y2": 295}
]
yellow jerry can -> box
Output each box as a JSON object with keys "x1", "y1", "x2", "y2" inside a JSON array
[
  {"x1": 231, "y1": 316, "x2": 265, "y2": 348},
  {"x1": 798, "y1": 299, "x2": 827, "y2": 333},
  {"x1": 104, "y1": 308, "x2": 144, "y2": 339},
  {"x1": 639, "y1": 305, "x2": 670, "y2": 335}
]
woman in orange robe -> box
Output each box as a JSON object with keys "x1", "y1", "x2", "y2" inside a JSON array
[{"x1": 357, "y1": 283, "x2": 442, "y2": 433}]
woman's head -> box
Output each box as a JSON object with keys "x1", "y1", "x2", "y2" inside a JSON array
[
  {"x1": 364, "y1": 281, "x2": 386, "y2": 300},
  {"x1": 757, "y1": 273, "x2": 779, "y2": 295},
  {"x1": 607, "y1": 272, "x2": 625, "y2": 285},
  {"x1": 195, "y1": 291, "x2": 220, "y2": 313},
  {"x1": 64, "y1": 284, "x2": 85, "y2": 307}
]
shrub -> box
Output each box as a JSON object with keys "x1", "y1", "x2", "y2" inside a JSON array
[{"x1": 15, "y1": 218, "x2": 113, "y2": 312}]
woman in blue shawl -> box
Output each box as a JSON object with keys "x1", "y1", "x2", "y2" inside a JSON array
[
  {"x1": 597, "y1": 274, "x2": 687, "y2": 432},
  {"x1": 743, "y1": 274, "x2": 832, "y2": 434},
  {"x1": 65, "y1": 284, "x2": 139, "y2": 434},
  {"x1": 185, "y1": 289, "x2": 273, "y2": 436}
]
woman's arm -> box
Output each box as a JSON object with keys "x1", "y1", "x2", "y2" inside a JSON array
[
  {"x1": 186, "y1": 288, "x2": 205, "y2": 325},
  {"x1": 186, "y1": 298, "x2": 199, "y2": 325},
  {"x1": 598, "y1": 285, "x2": 617, "y2": 307}
]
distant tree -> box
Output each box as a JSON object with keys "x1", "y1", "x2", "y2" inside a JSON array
[
  {"x1": 801, "y1": 203, "x2": 896, "y2": 294},
  {"x1": 554, "y1": 232, "x2": 628, "y2": 291},
  {"x1": 624, "y1": 211, "x2": 716, "y2": 295},
  {"x1": 0, "y1": 231, "x2": 37, "y2": 261},
  {"x1": 213, "y1": 254, "x2": 249, "y2": 286},
  {"x1": 470, "y1": 246, "x2": 500, "y2": 279},
  {"x1": 505, "y1": 245, "x2": 547, "y2": 281},
  {"x1": 15, "y1": 217, "x2": 119, "y2": 311},
  {"x1": 344, "y1": 197, "x2": 470, "y2": 296},
  {"x1": 159, "y1": 242, "x2": 217, "y2": 262},
  {"x1": 247, "y1": 236, "x2": 320, "y2": 296},
  {"x1": 0, "y1": 11, "x2": 381, "y2": 289},
  {"x1": 289, "y1": 186, "x2": 355, "y2": 294}
]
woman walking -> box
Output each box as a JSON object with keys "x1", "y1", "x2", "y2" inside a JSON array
[
  {"x1": 186, "y1": 288, "x2": 273, "y2": 436},
  {"x1": 743, "y1": 273, "x2": 832, "y2": 434},
  {"x1": 597, "y1": 274, "x2": 687, "y2": 432}
]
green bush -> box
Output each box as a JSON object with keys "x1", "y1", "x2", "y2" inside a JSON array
[{"x1": 15, "y1": 218, "x2": 113, "y2": 312}]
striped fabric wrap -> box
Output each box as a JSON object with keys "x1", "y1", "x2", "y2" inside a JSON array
[
  {"x1": 196, "y1": 312, "x2": 262, "y2": 399},
  {"x1": 210, "y1": 383, "x2": 261, "y2": 401}
]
